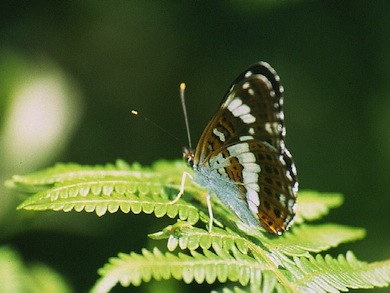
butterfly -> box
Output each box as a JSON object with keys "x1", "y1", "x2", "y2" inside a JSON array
[{"x1": 172, "y1": 62, "x2": 298, "y2": 235}]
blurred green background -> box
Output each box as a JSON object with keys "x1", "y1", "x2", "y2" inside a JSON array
[{"x1": 1, "y1": 1, "x2": 389, "y2": 292}]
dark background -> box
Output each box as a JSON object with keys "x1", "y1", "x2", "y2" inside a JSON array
[{"x1": 1, "y1": 1, "x2": 389, "y2": 292}]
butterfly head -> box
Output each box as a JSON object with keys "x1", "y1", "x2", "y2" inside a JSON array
[{"x1": 183, "y1": 147, "x2": 195, "y2": 168}]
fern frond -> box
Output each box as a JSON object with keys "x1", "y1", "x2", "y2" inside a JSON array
[
  {"x1": 264, "y1": 224, "x2": 366, "y2": 256},
  {"x1": 211, "y1": 287, "x2": 249, "y2": 293},
  {"x1": 8, "y1": 160, "x2": 137, "y2": 187},
  {"x1": 16, "y1": 180, "x2": 200, "y2": 224},
  {"x1": 91, "y1": 246, "x2": 283, "y2": 293},
  {"x1": 92, "y1": 245, "x2": 390, "y2": 293},
  {"x1": 8, "y1": 160, "x2": 390, "y2": 292},
  {"x1": 149, "y1": 223, "x2": 252, "y2": 254},
  {"x1": 150, "y1": 222, "x2": 366, "y2": 257},
  {"x1": 12, "y1": 160, "x2": 201, "y2": 223},
  {"x1": 294, "y1": 191, "x2": 343, "y2": 223},
  {"x1": 290, "y1": 251, "x2": 390, "y2": 292}
]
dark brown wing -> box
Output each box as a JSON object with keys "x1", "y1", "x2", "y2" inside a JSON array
[{"x1": 192, "y1": 62, "x2": 298, "y2": 235}]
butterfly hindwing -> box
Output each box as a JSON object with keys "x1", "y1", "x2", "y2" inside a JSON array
[{"x1": 206, "y1": 139, "x2": 296, "y2": 234}]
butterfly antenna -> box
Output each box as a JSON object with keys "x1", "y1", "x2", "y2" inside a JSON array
[
  {"x1": 180, "y1": 83, "x2": 192, "y2": 149},
  {"x1": 131, "y1": 110, "x2": 180, "y2": 142}
]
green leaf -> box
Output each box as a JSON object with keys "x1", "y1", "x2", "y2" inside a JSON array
[
  {"x1": 0, "y1": 246, "x2": 73, "y2": 293},
  {"x1": 292, "y1": 251, "x2": 390, "y2": 292},
  {"x1": 264, "y1": 223, "x2": 366, "y2": 256},
  {"x1": 91, "y1": 246, "x2": 271, "y2": 293},
  {"x1": 294, "y1": 190, "x2": 343, "y2": 223},
  {"x1": 7, "y1": 160, "x2": 390, "y2": 292}
]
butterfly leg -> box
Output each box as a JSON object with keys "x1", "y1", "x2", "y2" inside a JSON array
[
  {"x1": 168, "y1": 171, "x2": 193, "y2": 204},
  {"x1": 206, "y1": 193, "x2": 214, "y2": 233}
]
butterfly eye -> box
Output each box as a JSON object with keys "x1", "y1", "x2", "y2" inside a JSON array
[{"x1": 182, "y1": 147, "x2": 195, "y2": 167}]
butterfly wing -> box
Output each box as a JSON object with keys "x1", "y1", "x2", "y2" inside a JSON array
[{"x1": 194, "y1": 62, "x2": 298, "y2": 234}]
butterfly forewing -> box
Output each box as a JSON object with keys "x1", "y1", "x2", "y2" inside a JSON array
[
  {"x1": 189, "y1": 61, "x2": 298, "y2": 235},
  {"x1": 194, "y1": 63, "x2": 285, "y2": 166}
]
